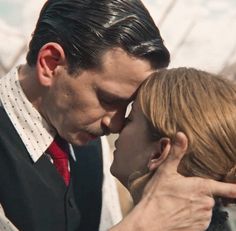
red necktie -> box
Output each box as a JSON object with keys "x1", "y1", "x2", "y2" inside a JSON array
[{"x1": 47, "y1": 135, "x2": 70, "y2": 186}]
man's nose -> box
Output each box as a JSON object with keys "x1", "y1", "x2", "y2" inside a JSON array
[{"x1": 101, "y1": 108, "x2": 126, "y2": 134}]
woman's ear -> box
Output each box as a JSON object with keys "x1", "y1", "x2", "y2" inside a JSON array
[
  {"x1": 147, "y1": 137, "x2": 171, "y2": 171},
  {"x1": 36, "y1": 42, "x2": 66, "y2": 87},
  {"x1": 147, "y1": 132, "x2": 188, "y2": 171}
]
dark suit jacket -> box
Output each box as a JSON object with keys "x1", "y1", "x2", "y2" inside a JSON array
[{"x1": 0, "y1": 107, "x2": 103, "y2": 231}]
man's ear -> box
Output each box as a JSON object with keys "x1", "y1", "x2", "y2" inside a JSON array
[
  {"x1": 36, "y1": 42, "x2": 66, "y2": 87},
  {"x1": 147, "y1": 137, "x2": 171, "y2": 171}
]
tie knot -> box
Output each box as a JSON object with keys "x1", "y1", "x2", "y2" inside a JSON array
[{"x1": 47, "y1": 135, "x2": 69, "y2": 160}]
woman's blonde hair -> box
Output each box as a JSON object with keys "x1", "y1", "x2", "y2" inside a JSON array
[{"x1": 138, "y1": 67, "x2": 236, "y2": 182}]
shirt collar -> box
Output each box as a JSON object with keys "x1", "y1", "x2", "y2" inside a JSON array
[{"x1": 0, "y1": 66, "x2": 56, "y2": 162}]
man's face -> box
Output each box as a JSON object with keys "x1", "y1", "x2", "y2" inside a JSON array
[{"x1": 42, "y1": 48, "x2": 153, "y2": 145}]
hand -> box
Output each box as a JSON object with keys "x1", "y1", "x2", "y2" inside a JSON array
[
  {"x1": 140, "y1": 132, "x2": 236, "y2": 231},
  {"x1": 110, "y1": 132, "x2": 236, "y2": 231}
]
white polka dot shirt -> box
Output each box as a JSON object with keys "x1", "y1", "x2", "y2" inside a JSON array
[
  {"x1": 0, "y1": 205, "x2": 18, "y2": 231},
  {"x1": 0, "y1": 67, "x2": 122, "y2": 230},
  {"x1": 0, "y1": 67, "x2": 58, "y2": 230},
  {"x1": 0, "y1": 66, "x2": 56, "y2": 162}
]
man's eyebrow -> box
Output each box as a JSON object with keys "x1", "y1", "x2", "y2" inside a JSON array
[{"x1": 100, "y1": 90, "x2": 136, "y2": 102}]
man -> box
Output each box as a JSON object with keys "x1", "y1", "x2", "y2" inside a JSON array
[{"x1": 0, "y1": 0, "x2": 236, "y2": 231}]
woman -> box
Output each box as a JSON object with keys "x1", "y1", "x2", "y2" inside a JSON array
[{"x1": 111, "y1": 67, "x2": 236, "y2": 231}]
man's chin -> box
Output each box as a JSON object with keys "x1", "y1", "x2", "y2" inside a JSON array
[{"x1": 69, "y1": 132, "x2": 99, "y2": 146}]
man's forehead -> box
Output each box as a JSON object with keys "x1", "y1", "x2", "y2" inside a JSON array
[{"x1": 100, "y1": 48, "x2": 153, "y2": 79}]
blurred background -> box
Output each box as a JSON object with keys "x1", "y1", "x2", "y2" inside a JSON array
[
  {"x1": 0, "y1": 0, "x2": 236, "y2": 228},
  {"x1": 0, "y1": 0, "x2": 236, "y2": 77}
]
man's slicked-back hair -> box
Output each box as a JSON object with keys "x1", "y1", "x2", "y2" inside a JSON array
[{"x1": 26, "y1": 0, "x2": 170, "y2": 74}]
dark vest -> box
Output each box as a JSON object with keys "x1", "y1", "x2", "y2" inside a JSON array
[{"x1": 0, "y1": 107, "x2": 103, "y2": 231}]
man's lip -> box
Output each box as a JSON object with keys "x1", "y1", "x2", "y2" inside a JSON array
[
  {"x1": 89, "y1": 132, "x2": 106, "y2": 140},
  {"x1": 87, "y1": 131, "x2": 110, "y2": 140},
  {"x1": 103, "y1": 131, "x2": 111, "y2": 136}
]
